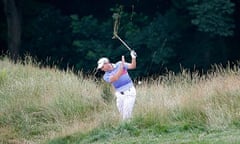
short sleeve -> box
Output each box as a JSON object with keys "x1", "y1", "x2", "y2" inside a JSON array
[
  {"x1": 124, "y1": 63, "x2": 129, "y2": 69},
  {"x1": 103, "y1": 73, "x2": 111, "y2": 83}
]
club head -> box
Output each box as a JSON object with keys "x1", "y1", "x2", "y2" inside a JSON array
[{"x1": 112, "y1": 35, "x2": 117, "y2": 39}]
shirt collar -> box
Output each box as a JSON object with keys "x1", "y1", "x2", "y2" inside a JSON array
[
  {"x1": 112, "y1": 63, "x2": 116, "y2": 68},
  {"x1": 106, "y1": 63, "x2": 116, "y2": 72}
]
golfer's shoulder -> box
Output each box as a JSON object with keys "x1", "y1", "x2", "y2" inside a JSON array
[{"x1": 116, "y1": 61, "x2": 122, "y2": 65}]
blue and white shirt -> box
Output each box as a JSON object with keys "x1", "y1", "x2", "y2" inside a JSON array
[{"x1": 103, "y1": 61, "x2": 134, "y2": 92}]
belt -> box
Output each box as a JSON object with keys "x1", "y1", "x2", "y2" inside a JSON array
[
  {"x1": 119, "y1": 87, "x2": 132, "y2": 95},
  {"x1": 120, "y1": 88, "x2": 132, "y2": 95}
]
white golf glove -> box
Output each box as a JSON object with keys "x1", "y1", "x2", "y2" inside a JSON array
[{"x1": 130, "y1": 50, "x2": 137, "y2": 58}]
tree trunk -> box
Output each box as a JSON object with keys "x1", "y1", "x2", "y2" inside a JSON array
[{"x1": 2, "y1": 0, "x2": 21, "y2": 61}]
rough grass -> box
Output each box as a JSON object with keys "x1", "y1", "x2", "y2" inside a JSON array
[
  {"x1": 1, "y1": 57, "x2": 240, "y2": 144},
  {"x1": 0, "y1": 57, "x2": 107, "y2": 143}
]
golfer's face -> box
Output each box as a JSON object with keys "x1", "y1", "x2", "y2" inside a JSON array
[{"x1": 101, "y1": 63, "x2": 108, "y2": 71}]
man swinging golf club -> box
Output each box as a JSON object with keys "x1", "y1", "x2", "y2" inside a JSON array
[{"x1": 97, "y1": 50, "x2": 137, "y2": 120}]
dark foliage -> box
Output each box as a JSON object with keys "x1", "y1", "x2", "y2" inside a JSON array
[{"x1": 1, "y1": 0, "x2": 240, "y2": 78}]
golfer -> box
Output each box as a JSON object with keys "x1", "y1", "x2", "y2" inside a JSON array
[{"x1": 97, "y1": 50, "x2": 137, "y2": 120}]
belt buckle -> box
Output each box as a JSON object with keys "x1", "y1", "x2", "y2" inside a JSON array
[{"x1": 120, "y1": 91, "x2": 124, "y2": 95}]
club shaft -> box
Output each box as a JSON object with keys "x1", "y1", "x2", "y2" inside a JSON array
[{"x1": 115, "y1": 34, "x2": 132, "y2": 51}]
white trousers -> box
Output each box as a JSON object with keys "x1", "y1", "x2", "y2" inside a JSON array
[{"x1": 115, "y1": 87, "x2": 136, "y2": 120}]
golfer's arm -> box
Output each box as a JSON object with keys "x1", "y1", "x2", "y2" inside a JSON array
[
  {"x1": 128, "y1": 58, "x2": 136, "y2": 69},
  {"x1": 109, "y1": 65, "x2": 123, "y2": 82}
]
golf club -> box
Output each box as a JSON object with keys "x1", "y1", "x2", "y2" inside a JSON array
[{"x1": 112, "y1": 12, "x2": 133, "y2": 52}]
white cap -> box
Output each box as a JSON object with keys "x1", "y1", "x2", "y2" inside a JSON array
[{"x1": 97, "y1": 57, "x2": 109, "y2": 69}]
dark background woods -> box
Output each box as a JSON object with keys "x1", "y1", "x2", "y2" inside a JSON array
[{"x1": 1, "y1": 0, "x2": 240, "y2": 78}]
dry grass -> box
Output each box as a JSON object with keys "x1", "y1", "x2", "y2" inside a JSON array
[
  {"x1": 0, "y1": 57, "x2": 108, "y2": 143},
  {"x1": 135, "y1": 64, "x2": 240, "y2": 129},
  {"x1": 1, "y1": 57, "x2": 240, "y2": 143}
]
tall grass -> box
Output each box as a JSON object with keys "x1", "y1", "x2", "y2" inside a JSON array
[
  {"x1": 134, "y1": 64, "x2": 240, "y2": 131},
  {"x1": 1, "y1": 57, "x2": 240, "y2": 143},
  {"x1": 0, "y1": 57, "x2": 107, "y2": 143}
]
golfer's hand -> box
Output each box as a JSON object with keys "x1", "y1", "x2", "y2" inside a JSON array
[
  {"x1": 122, "y1": 55, "x2": 125, "y2": 65},
  {"x1": 130, "y1": 50, "x2": 137, "y2": 58}
]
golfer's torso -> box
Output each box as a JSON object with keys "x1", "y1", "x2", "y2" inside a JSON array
[{"x1": 104, "y1": 62, "x2": 134, "y2": 92}]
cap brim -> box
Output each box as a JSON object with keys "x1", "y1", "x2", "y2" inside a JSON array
[{"x1": 97, "y1": 63, "x2": 104, "y2": 69}]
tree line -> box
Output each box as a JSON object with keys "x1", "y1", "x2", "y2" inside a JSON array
[{"x1": 1, "y1": 0, "x2": 240, "y2": 78}]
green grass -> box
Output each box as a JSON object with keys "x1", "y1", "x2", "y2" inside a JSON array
[
  {"x1": 46, "y1": 121, "x2": 240, "y2": 144},
  {"x1": 1, "y1": 57, "x2": 240, "y2": 144}
]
